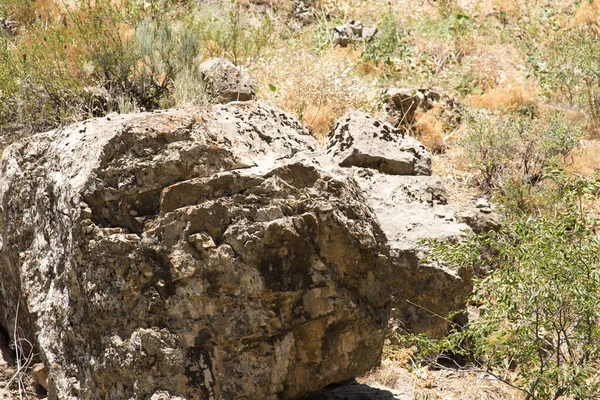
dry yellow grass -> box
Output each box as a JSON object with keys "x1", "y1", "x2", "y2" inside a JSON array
[
  {"x1": 570, "y1": 0, "x2": 600, "y2": 27},
  {"x1": 414, "y1": 107, "x2": 448, "y2": 153},
  {"x1": 251, "y1": 46, "x2": 379, "y2": 139},
  {"x1": 569, "y1": 140, "x2": 600, "y2": 176},
  {"x1": 469, "y1": 76, "x2": 538, "y2": 110}
]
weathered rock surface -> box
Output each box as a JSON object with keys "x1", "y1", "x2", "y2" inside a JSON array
[
  {"x1": 308, "y1": 382, "x2": 411, "y2": 400},
  {"x1": 327, "y1": 111, "x2": 431, "y2": 176},
  {"x1": 333, "y1": 20, "x2": 378, "y2": 47},
  {"x1": 0, "y1": 102, "x2": 472, "y2": 399},
  {"x1": 199, "y1": 57, "x2": 256, "y2": 103},
  {"x1": 326, "y1": 112, "x2": 471, "y2": 338},
  {"x1": 0, "y1": 101, "x2": 393, "y2": 399},
  {"x1": 457, "y1": 208, "x2": 501, "y2": 234},
  {"x1": 382, "y1": 87, "x2": 461, "y2": 133}
]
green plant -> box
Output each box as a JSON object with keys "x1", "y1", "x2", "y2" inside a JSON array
[
  {"x1": 0, "y1": 0, "x2": 210, "y2": 132},
  {"x1": 360, "y1": 12, "x2": 412, "y2": 68},
  {"x1": 428, "y1": 171, "x2": 600, "y2": 399},
  {"x1": 524, "y1": 25, "x2": 600, "y2": 127},
  {"x1": 191, "y1": 1, "x2": 273, "y2": 65},
  {"x1": 461, "y1": 109, "x2": 581, "y2": 193}
]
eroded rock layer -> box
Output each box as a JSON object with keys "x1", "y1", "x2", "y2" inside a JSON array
[{"x1": 0, "y1": 102, "x2": 392, "y2": 399}]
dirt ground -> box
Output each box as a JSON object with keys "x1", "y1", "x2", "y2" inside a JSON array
[{"x1": 360, "y1": 359, "x2": 523, "y2": 400}]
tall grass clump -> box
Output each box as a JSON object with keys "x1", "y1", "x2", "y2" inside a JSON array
[
  {"x1": 461, "y1": 107, "x2": 581, "y2": 211},
  {"x1": 0, "y1": 0, "x2": 215, "y2": 133}
]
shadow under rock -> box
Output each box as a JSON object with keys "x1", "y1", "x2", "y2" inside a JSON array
[{"x1": 306, "y1": 380, "x2": 411, "y2": 400}]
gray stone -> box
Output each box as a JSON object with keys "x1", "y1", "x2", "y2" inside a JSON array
[
  {"x1": 382, "y1": 87, "x2": 461, "y2": 132},
  {"x1": 333, "y1": 20, "x2": 378, "y2": 47},
  {"x1": 292, "y1": 0, "x2": 315, "y2": 24},
  {"x1": 325, "y1": 111, "x2": 472, "y2": 337},
  {"x1": 350, "y1": 171, "x2": 472, "y2": 338},
  {"x1": 199, "y1": 57, "x2": 256, "y2": 103},
  {"x1": 457, "y1": 208, "x2": 501, "y2": 234},
  {"x1": 0, "y1": 18, "x2": 17, "y2": 35},
  {"x1": 326, "y1": 111, "x2": 431, "y2": 176},
  {"x1": 0, "y1": 101, "x2": 393, "y2": 400}
]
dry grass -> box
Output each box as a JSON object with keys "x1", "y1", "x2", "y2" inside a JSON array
[
  {"x1": 570, "y1": 0, "x2": 600, "y2": 27},
  {"x1": 569, "y1": 140, "x2": 600, "y2": 176},
  {"x1": 251, "y1": 46, "x2": 379, "y2": 138},
  {"x1": 415, "y1": 106, "x2": 448, "y2": 153},
  {"x1": 469, "y1": 76, "x2": 538, "y2": 110}
]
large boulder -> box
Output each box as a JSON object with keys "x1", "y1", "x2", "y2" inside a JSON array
[
  {"x1": 0, "y1": 101, "x2": 393, "y2": 399},
  {"x1": 326, "y1": 112, "x2": 472, "y2": 338}
]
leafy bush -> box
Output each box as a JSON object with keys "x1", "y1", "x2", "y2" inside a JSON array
[
  {"x1": 0, "y1": 0, "x2": 211, "y2": 132},
  {"x1": 461, "y1": 108, "x2": 581, "y2": 194},
  {"x1": 191, "y1": 2, "x2": 273, "y2": 65},
  {"x1": 428, "y1": 171, "x2": 600, "y2": 400},
  {"x1": 524, "y1": 25, "x2": 600, "y2": 127},
  {"x1": 360, "y1": 13, "x2": 412, "y2": 68}
]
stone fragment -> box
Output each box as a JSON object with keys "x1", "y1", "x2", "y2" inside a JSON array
[
  {"x1": 199, "y1": 57, "x2": 256, "y2": 103},
  {"x1": 31, "y1": 363, "x2": 49, "y2": 391},
  {"x1": 457, "y1": 208, "x2": 501, "y2": 234},
  {"x1": 0, "y1": 17, "x2": 17, "y2": 35},
  {"x1": 326, "y1": 110, "x2": 431, "y2": 176},
  {"x1": 382, "y1": 87, "x2": 461, "y2": 133},
  {"x1": 333, "y1": 20, "x2": 378, "y2": 47}
]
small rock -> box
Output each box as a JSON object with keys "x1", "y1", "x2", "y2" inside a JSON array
[
  {"x1": 199, "y1": 57, "x2": 256, "y2": 103},
  {"x1": 188, "y1": 232, "x2": 216, "y2": 252},
  {"x1": 326, "y1": 110, "x2": 431, "y2": 176},
  {"x1": 0, "y1": 18, "x2": 17, "y2": 35},
  {"x1": 31, "y1": 363, "x2": 48, "y2": 390},
  {"x1": 381, "y1": 87, "x2": 461, "y2": 134},
  {"x1": 333, "y1": 20, "x2": 378, "y2": 47},
  {"x1": 475, "y1": 197, "x2": 490, "y2": 209},
  {"x1": 457, "y1": 208, "x2": 501, "y2": 234},
  {"x1": 293, "y1": 0, "x2": 315, "y2": 24}
]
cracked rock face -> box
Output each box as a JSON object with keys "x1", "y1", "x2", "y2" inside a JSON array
[
  {"x1": 327, "y1": 111, "x2": 431, "y2": 176},
  {"x1": 199, "y1": 57, "x2": 256, "y2": 103},
  {"x1": 0, "y1": 101, "x2": 392, "y2": 399},
  {"x1": 325, "y1": 111, "x2": 472, "y2": 338}
]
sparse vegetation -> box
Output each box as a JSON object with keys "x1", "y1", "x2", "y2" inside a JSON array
[
  {"x1": 426, "y1": 171, "x2": 600, "y2": 400},
  {"x1": 3, "y1": 0, "x2": 600, "y2": 398}
]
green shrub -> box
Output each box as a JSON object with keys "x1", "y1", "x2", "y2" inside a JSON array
[
  {"x1": 428, "y1": 171, "x2": 600, "y2": 400},
  {"x1": 0, "y1": 0, "x2": 210, "y2": 132},
  {"x1": 190, "y1": 2, "x2": 273, "y2": 65},
  {"x1": 461, "y1": 108, "x2": 581, "y2": 193},
  {"x1": 360, "y1": 13, "x2": 412, "y2": 68},
  {"x1": 524, "y1": 25, "x2": 600, "y2": 127}
]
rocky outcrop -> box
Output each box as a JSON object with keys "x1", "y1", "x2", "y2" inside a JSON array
[
  {"x1": 327, "y1": 111, "x2": 430, "y2": 176},
  {"x1": 0, "y1": 101, "x2": 393, "y2": 399},
  {"x1": 199, "y1": 57, "x2": 256, "y2": 103},
  {"x1": 333, "y1": 21, "x2": 378, "y2": 47},
  {"x1": 0, "y1": 102, "x2": 472, "y2": 399},
  {"x1": 382, "y1": 87, "x2": 461, "y2": 132},
  {"x1": 326, "y1": 111, "x2": 472, "y2": 338}
]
